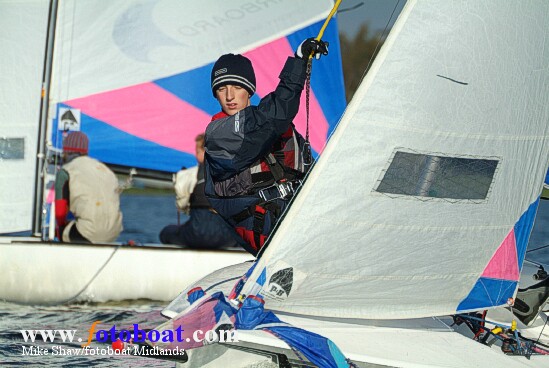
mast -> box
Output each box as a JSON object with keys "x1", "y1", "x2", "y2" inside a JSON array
[{"x1": 32, "y1": 0, "x2": 59, "y2": 237}]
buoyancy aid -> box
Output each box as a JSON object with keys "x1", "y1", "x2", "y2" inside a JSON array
[{"x1": 205, "y1": 112, "x2": 307, "y2": 255}]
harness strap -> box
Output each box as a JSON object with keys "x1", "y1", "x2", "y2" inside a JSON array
[
  {"x1": 265, "y1": 153, "x2": 285, "y2": 182},
  {"x1": 252, "y1": 205, "x2": 266, "y2": 249},
  {"x1": 232, "y1": 206, "x2": 253, "y2": 224},
  {"x1": 232, "y1": 201, "x2": 282, "y2": 250},
  {"x1": 251, "y1": 171, "x2": 275, "y2": 185},
  {"x1": 228, "y1": 154, "x2": 293, "y2": 251}
]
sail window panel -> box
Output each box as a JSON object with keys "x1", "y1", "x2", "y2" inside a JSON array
[
  {"x1": 0, "y1": 138, "x2": 24, "y2": 160},
  {"x1": 375, "y1": 150, "x2": 499, "y2": 201}
]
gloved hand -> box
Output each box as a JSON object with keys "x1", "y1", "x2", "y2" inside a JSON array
[{"x1": 295, "y1": 37, "x2": 329, "y2": 60}]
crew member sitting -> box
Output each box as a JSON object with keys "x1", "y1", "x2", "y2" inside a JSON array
[
  {"x1": 55, "y1": 131, "x2": 123, "y2": 243},
  {"x1": 159, "y1": 134, "x2": 239, "y2": 249}
]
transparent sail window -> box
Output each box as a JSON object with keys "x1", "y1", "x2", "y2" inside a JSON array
[
  {"x1": 375, "y1": 150, "x2": 499, "y2": 201},
  {"x1": 0, "y1": 138, "x2": 24, "y2": 159}
]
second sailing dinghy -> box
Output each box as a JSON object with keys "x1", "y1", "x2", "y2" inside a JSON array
[{"x1": 145, "y1": 0, "x2": 549, "y2": 366}]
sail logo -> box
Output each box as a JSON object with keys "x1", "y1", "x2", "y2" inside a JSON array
[
  {"x1": 58, "y1": 107, "x2": 81, "y2": 132},
  {"x1": 265, "y1": 267, "x2": 294, "y2": 301}
]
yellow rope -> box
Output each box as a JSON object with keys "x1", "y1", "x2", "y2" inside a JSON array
[
  {"x1": 302, "y1": 0, "x2": 343, "y2": 167},
  {"x1": 315, "y1": 0, "x2": 343, "y2": 41}
]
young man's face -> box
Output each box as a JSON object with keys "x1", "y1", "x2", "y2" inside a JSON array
[{"x1": 215, "y1": 85, "x2": 250, "y2": 115}]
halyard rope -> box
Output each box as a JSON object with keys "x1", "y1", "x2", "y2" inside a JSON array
[{"x1": 35, "y1": 243, "x2": 124, "y2": 306}]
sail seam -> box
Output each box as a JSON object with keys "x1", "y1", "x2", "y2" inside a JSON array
[
  {"x1": 305, "y1": 221, "x2": 515, "y2": 231},
  {"x1": 301, "y1": 274, "x2": 481, "y2": 281},
  {"x1": 362, "y1": 121, "x2": 549, "y2": 141}
]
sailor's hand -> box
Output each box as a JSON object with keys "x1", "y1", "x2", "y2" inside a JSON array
[{"x1": 295, "y1": 38, "x2": 329, "y2": 60}]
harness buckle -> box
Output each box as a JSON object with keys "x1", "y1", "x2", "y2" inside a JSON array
[
  {"x1": 302, "y1": 141, "x2": 313, "y2": 170},
  {"x1": 258, "y1": 180, "x2": 302, "y2": 202}
]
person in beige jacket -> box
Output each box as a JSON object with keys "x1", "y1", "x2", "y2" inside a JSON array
[{"x1": 54, "y1": 131, "x2": 123, "y2": 243}]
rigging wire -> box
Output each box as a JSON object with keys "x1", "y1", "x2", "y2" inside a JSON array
[
  {"x1": 303, "y1": 0, "x2": 343, "y2": 170},
  {"x1": 359, "y1": 0, "x2": 402, "y2": 82},
  {"x1": 256, "y1": 0, "x2": 342, "y2": 262},
  {"x1": 535, "y1": 314, "x2": 549, "y2": 351},
  {"x1": 338, "y1": 2, "x2": 365, "y2": 14},
  {"x1": 526, "y1": 243, "x2": 549, "y2": 253}
]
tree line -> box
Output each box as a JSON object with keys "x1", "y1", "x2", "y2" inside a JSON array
[{"x1": 339, "y1": 24, "x2": 385, "y2": 102}]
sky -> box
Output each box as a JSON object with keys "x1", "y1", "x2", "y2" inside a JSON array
[{"x1": 336, "y1": 0, "x2": 406, "y2": 37}]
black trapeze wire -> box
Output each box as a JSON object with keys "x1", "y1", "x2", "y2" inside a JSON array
[{"x1": 526, "y1": 243, "x2": 549, "y2": 253}]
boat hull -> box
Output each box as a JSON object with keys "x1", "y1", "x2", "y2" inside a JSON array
[
  {"x1": 0, "y1": 238, "x2": 252, "y2": 304},
  {"x1": 179, "y1": 313, "x2": 548, "y2": 368}
]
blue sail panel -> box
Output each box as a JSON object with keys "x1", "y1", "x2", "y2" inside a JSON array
[
  {"x1": 515, "y1": 198, "x2": 540, "y2": 271},
  {"x1": 55, "y1": 19, "x2": 346, "y2": 173},
  {"x1": 53, "y1": 107, "x2": 196, "y2": 172},
  {"x1": 457, "y1": 278, "x2": 518, "y2": 312}
]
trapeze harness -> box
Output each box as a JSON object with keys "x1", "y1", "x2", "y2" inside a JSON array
[{"x1": 205, "y1": 111, "x2": 307, "y2": 256}]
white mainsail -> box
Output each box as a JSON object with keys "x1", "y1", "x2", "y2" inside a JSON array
[
  {"x1": 240, "y1": 0, "x2": 549, "y2": 319},
  {"x1": 0, "y1": 0, "x2": 50, "y2": 233}
]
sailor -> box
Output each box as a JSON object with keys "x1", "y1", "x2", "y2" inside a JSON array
[
  {"x1": 159, "y1": 134, "x2": 239, "y2": 249},
  {"x1": 204, "y1": 38, "x2": 329, "y2": 255},
  {"x1": 55, "y1": 131, "x2": 123, "y2": 243}
]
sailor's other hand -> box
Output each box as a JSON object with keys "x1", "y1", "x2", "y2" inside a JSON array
[{"x1": 295, "y1": 38, "x2": 329, "y2": 60}]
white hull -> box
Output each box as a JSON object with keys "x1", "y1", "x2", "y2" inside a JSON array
[
  {"x1": 180, "y1": 313, "x2": 548, "y2": 368},
  {"x1": 163, "y1": 260, "x2": 549, "y2": 367},
  {"x1": 0, "y1": 237, "x2": 252, "y2": 305}
]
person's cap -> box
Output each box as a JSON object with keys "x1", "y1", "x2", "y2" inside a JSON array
[
  {"x1": 63, "y1": 131, "x2": 89, "y2": 154},
  {"x1": 211, "y1": 54, "x2": 256, "y2": 97}
]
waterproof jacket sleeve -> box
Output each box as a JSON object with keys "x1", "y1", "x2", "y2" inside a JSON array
[{"x1": 205, "y1": 57, "x2": 307, "y2": 181}]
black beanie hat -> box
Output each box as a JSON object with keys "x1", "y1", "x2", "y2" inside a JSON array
[{"x1": 211, "y1": 54, "x2": 256, "y2": 97}]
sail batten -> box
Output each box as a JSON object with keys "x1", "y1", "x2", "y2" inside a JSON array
[{"x1": 241, "y1": 0, "x2": 549, "y2": 319}]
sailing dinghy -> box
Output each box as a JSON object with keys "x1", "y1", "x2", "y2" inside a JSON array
[
  {"x1": 0, "y1": 0, "x2": 346, "y2": 304},
  {"x1": 144, "y1": 0, "x2": 549, "y2": 366}
]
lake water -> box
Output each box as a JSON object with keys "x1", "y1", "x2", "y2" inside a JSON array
[
  {"x1": 1, "y1": 196, "x2": 548, "y2": 366},
  {"x1": 117, "y1": 193, "x2": 181, "y2": 245}
]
